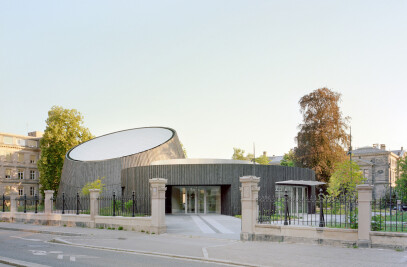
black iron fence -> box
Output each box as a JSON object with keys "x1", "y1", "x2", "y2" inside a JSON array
[
  {"x1": 371, "y1": 197, "x2": 407, "y2": 233},
  {"x1": 258, "y1": 190, "x2": 358, "y2": 229},
  {"x1": 0, "y1": 195, "x2": 43, "y2": 213},
  {"x1": 49, "y1": 192, "x2": 150, "y2": 217},
  {"x1": 1, "y1": 195, "x2": 10, "y2": 212},
  {"x1": 98, "y1": 192, "x2": 150, "y2": 217},
  {"x1": 53, "y1": 193, "x2": 90, "y2": 215}
]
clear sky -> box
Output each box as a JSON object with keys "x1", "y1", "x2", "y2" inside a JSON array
[{"x1": 1, "y1": 1, "x2": 406, "y2": 159}]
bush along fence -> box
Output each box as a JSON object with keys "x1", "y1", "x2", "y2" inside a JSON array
[
  {"x1": 0, "y1": 178, "x2": 167, "y2": 234},
  {"x1": 371, "y1": 196, "x2": 407, "y2": 233},
  {"x1": 258, "y1": 190, "x2": 358, "y2": 229},
  {"x1": 241, "y1": 176, "x2": 407, "y2": 249}
]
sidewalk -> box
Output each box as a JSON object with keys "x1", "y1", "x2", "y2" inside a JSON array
[{"x1": 1, "y1": 221, "x2": 407, "y2": 266}]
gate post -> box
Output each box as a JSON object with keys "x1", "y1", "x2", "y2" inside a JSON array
[
  {"x1": 240, "y1": 176, "x2": 260, "y2": 241},
  {"x1": 10, "y1": 190, "x2": 18, "y2": 214},
  {"x1": 357, "y1": 184, "x2": 373, "y2": 248},
  {"x1": 89, "y1": 189, "x2": 100, "y2": 221},
  {"x1": 149, "y1": 178, "x2": 167, "y2": 234},
  {"x1": 44, "y1": 190, "x2": 54, "y2": 214}
]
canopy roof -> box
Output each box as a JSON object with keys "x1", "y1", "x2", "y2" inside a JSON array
[{"x1": 275, "y1": 180, "x2": 325, "y2": 186}]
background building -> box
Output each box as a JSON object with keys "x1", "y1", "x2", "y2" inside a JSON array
[
  {"x1": 59, "y1": 127, "x2": 316, "y2": 216},
  {"x1": 352, "y1": 144, "x2": 406, "y2": 199},
  {"x1": 58, "y1": 127, "x2": 185, "y2": 198},
  {"x1": 0, "y1": 131, "x2": 43, "y2": 197}
]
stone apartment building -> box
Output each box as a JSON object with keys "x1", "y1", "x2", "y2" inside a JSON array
[
  {"x1": 0, "y1": 131, "x2": 42, "y2": 197},
  {"x1": 352, "y1": 144, "x2": 405, "y2": 199}
]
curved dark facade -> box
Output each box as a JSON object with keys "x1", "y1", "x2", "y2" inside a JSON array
[
  {"x1": 58, "y1": 127, "x2": 185, "y2": 198},
  {"x1": 121, "y1": 164, "x2": 315, "y2": 216}
]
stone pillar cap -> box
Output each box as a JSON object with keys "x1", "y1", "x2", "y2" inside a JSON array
[
  {"x1": 240, "y1": 176, "x2": 260, "y2": 182},
  {"x1": 356, "y1": 184, "x2": 374, "y2": 191},
  {"x1": 149, "y1": 178, "x2": 168, "y2": 184},
  {"x1": 89, "y1": 189, "x2": 101, "y2": 192},
  {"x1": 44, "y1": 190, "x2": 55, "y2": 193}
]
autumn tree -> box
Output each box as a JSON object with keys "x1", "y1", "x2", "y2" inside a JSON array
[
  {"x1": 327, "y1": 160, "x2": 365, "y2": 197},
  {"x1": 38, "y1": 106, "x2": 93, "y2": 196},
  {"x1": 294, "y1": 88, "x2": 349, "y2": 184}
]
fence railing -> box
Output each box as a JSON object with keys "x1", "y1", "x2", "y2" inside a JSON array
[
  {"x1": 371, "y1": 197, "x2": 407, "y2": 233},
  {"x1": 1, "y1": 194, "x2": 43, "y2": 213},
  {"x1": 53, "y1": 193, "x2": 90, "y2": 215},
  {"x1": 98, "y1": 192, "x2": 150, "y2": 217},
  {"x1": 1, "y1": 195, "x2": 10, "y2": 212},
  {"x1": 258, "y1": 191, "x2": 358, "y2": 229}
]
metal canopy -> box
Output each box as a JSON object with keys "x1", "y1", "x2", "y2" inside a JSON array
[{"x1": 275, "y1": 180, "x2": 326, "y2": 186}]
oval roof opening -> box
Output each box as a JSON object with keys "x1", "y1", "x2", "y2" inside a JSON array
[{"x1": 68, "y1": 127, "x2": 174, "y2": 161}]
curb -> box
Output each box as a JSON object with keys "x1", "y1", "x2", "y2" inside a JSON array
[
  {"x1": 0, "y1": 256, "x2": 50, "y2": 267},
  {"x1": 0, "y1": 226, "x2": 84, "y2": 236},
  {"x1": 50, "y1": 238, "x2": 264, "y2": 267}
]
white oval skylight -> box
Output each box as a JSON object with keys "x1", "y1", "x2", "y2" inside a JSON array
[{"x1": 68, "y1": 127, "x2": 174, "y2": 161}]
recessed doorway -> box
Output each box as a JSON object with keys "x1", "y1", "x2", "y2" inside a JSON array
[{"x1": 171, "y1": 186, "x2": 221, "y2": 214}]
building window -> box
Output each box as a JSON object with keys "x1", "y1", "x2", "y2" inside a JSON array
[
  {"x1": 5, "y1": 169, "x2": 11, "y2": 179},
  {"x1": 30, "y1": 187, "x2": 35, "y2": 196},
  {"x1": 30, "y1": 170, "x2": 35, "y2": 180},
  {"x1": 6, "y1": 153, "x2": 12, "y2": 162},
  {"x1": 18, "y1": 188, "x2": 23, "y2": 196},
  {"x1": 3, "y1": 136, "x2": 13, "y2": 145},
  {"x1": 18, "y1": 139, "x2": 26, "y2": 146},
  {"x1": 363, "y1": 169, "x2": 369, "y2": 179},
  {"x1": 18, "y1": 170, "x2": 24, "y2": 179},
  {"x1": 30, "y1": 155, "x2": 36, "y2": 164},
  {"x1": 18, "y1": 153, "x2": 24, "y2": 163},
  {"x1": 27, "y1": 140, "x2": 38, "y2": 148}
]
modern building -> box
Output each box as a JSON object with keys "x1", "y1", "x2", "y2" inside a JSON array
[
  {"x1": 352, "y1": 144, "x2": 406, "y2": 199},
  {"x1": 60, "y1": 127, "x2": 316, "y2": 216},
  {"x1": 0, "y1": 131, "x2": 43, "y2": 197}
]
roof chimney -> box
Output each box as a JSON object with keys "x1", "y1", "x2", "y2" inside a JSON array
[
  {"x1": 380, "y1": 144, "x2": 386, "y2": 150},
  {"x1": 263, "y1": 151, "x2": 267, "y2": 157}
]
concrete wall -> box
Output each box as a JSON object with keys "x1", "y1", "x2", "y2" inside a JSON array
[
  {"x1": 254, "y1": 224, "x2": 358, "y2": 247},
  {"x1": 0, "y1": 212, "x2": 152, "y2": 232}
]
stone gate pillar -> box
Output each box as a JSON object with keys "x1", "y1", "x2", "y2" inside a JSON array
[
  {"x1": 10, "y1": 191, "x2": 18, "y2": 213},
  {"x1": 149, "y1": 178, "x2": 167, "y2": 234},
  {"x1": 357, "y1": 184, "x2": 373, "y2": 248},
  {"x1": 89, "y1": 189, "x2": 100, "y2": 221},
  {"x1": 240, "y1": 176, "x2": 260, "y2": 241},
  {"x1": 44, "y1": 190, "x2": 54, "y2": 214}
]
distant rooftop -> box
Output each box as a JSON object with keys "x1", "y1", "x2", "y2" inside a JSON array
[{"x1": 268, "y1": 155, "x2": 284, "y2": 165}]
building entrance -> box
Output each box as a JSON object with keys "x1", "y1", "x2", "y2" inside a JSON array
[{"x1": 171, "y1": 186, "x2": 221, "y2": 214}]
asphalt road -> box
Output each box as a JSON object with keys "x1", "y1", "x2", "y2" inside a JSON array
[{"x1": 0, "y1": 230, "x2": 232, "y2": 267}]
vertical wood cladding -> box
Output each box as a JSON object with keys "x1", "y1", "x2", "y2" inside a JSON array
[
  {"x1": 121, "y1": 164, "x2": 315, "y2": 216},
  {"x1": 58, "y1": 132, "x2": 184, "y2": 198}
]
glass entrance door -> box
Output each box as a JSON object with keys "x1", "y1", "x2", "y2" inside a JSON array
[{"x1": 171, "y1": 186, "x2": 221, "y2": 214}]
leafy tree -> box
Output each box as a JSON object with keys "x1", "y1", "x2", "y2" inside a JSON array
[
  {"x1": 280, "y1": 149, "x2": 296, "y2": 167},
  {"x1": 38, "y1": 106, "x2": 93, "y2": 196},
  {"x1": 81, "y1": 177, "x2": 105, "y2": 196},
  {"x1": 294, "y1": 88, "x2": 349, "y2": 183},
  {"x1": 255, "y1": 154, "x2": 270, "y2": 165},
  {"x1": 232, "y1": 148, "x2": 247, "y2": 160},
  {"x1": 327, "y1": 160, "x2": 365, "y2": 197},
  {"x1": 232, "y1": 148, "x2": 269, "y2": 165},
  {"x1": 395, "y1": 157, "x2": 407, "y2": 203},
  {"x1": 181, "y1": 143, "x2": 187, "y2": 158}
]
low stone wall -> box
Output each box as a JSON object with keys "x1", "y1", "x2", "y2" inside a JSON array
[
  {"x1": 0, "y1": 212, "x2": 152, "y2": 233},
  {"x1": 254, "y1": 224, "x2": 358, "y2": 247},
  {"x1": 370, "y1": 231, "x2": 407, "y2": 250}
]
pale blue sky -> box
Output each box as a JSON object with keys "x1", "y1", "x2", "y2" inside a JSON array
[{"x1": 1, "y1": 1, "x2": 406, "y2": 159}]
